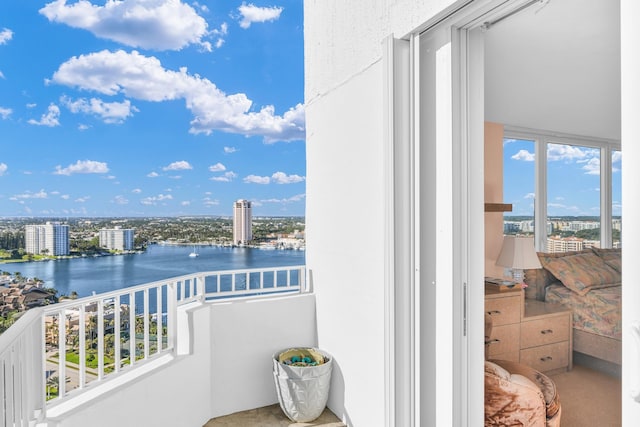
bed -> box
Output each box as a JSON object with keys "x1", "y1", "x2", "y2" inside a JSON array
[{"x1": 523, "y1": 248, "x2": 622, "y2": 365}]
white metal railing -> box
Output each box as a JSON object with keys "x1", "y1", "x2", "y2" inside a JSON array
[{"x1": 0, "y1": 265, "x2": 305, "y2": 426}]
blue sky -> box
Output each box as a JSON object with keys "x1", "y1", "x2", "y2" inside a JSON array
[
  {"x1": 0, "y1": 0, "x2": 305, "y2": 218},
  {"x1": 504, "y1": 139, "x2": 622, "y2": 217}
]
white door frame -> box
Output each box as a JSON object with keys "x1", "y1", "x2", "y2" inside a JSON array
[{"x1": 384, "y1": 1, "x2": 569, "y2": 425}]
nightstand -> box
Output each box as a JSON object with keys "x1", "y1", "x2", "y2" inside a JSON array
[
  {"x1": 485, "y1": 286, "x2": 523, "y2": 362},
  {"x1": 520, "y1": 299, "x2": 573, "y2": 374}
]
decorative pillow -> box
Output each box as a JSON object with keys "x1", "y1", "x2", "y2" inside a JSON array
[
  {"x1": 524, "y1": 249, "x2": 591, "y2": 301},
  {"x1": 541, "y1": 252, "x2": 621, "y2": 296},
  {"x1": 591, "y1": 247, "x2": 622, "y2": 273}
]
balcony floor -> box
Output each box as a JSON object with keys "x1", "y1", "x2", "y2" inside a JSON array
[{"x1": 204, "y1": 404, "x2": 345, "y2": 427}]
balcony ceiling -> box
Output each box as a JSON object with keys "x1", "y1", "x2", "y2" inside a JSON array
[{"x1": 484, "y1": 0, "x2": 620, "y2": 141}]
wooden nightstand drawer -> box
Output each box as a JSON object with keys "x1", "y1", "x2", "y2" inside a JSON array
[
  {"x1": 485, "y1": 295, "x2": 520, "y2": 326},
  {"x1": 487, "y1": 323, "x2": 520, "y2": 357},
  {"x1": 520, "y1": 341, "x2": 569, "y2": 373},
  {"x1": 521, "y1": 315, "x2": 570, "y2": 347}
]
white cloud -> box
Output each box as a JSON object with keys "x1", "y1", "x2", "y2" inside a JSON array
[
  {"x1": 132, "y1": 188, "x2": 142, "y2": 193},
  {"x1": 181, "y1": 201, "x2": 190, "y2": 206},
  {"x1": 271, "y1": 171, "x2": 305, "y2": 184},
  {"x1": 39, "y1": 0, "x2": 209, "y2": 51},
  {"x1": 244, "y1": 174, "x2": 270, "y2": 184},
  {"x1": 210, "y1": 171, "x2": 237, "y2": 182},
  {"x1": 50, "y1": 50, "x2": 305, "y2": 142},
  {"x1": 10, "y1": 189, "x2": 48, "y2": 200},
  {"x1": 547, "y1": 144, "x2": 597, "y2": 162},
  {"x1": 61, "y1": 194, "x2": 70, "y2": 200},
  {"x1": 581, "y1": 157, "x2": 601, "y2": 175},
  {"x1": 211, "y1": 22, "x2": 228, "y2": 50},
  {"x1": 260, "y1": 193, "x2": 305, "y2": 204},
  {"x1": 511, "y1": 149, "x2": 535, "y2": 162},
  {"x1": 208, "y1": 162, "x2": 226, "y2": 172},
  {"x1": 224, "y1": 146, "x2": 237, "y2": 154},
  {"x1": 61, "y1": 96, "x2": 138, "y2": 123},
  {"x1": 203, "y1": 198, "x2": 219, "y2": 206},
  {"x1": 237, "y1": 3, "x2": 283, "y2": 29},
  {"x1": 54, "y1": 159, "x2": 109, "y2": 175},
  {"x1": 78, "y1": 123, "x2": 90, "y2": 130},
  {"x1": 0, "y1": 71, "x2": 4, "y2": 79},
  {"x1": 163, "y1": 160, "x2": 193, "y2": 171},
  {"x1": 524, "y1": 192, "x2": 535, "y2": 199},
  {"x1": 140, "y1": 193, "x2": 173, "y2": 205},
  {"x1": 0, "y1": 163, "x2": 7, "y2": 176},
  {"x1": 75, "y1": 196, "x2": 90, "y2": 203},
  {"x1": 0, "y1": 28, "x2": 13, "y2": 44},
  {"x1": 28, "y1": 103, "x2": 61, "y2": 127},
  {"x1": 0, "y1": 107, "x2": 11, "y2": 119},
  {"x1": 113, "y1": 195, "x2": 129, "y2": 205},
  {"x1": 147, "y1": 171, "x2": 159, "y2": 178},
  {"x1": 26, "y1": 103, "x2": 37, "y2": 108}
]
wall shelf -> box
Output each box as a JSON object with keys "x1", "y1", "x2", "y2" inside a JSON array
[{"x1": 485, "y1": 203, "x2": 512, "y2": 212}]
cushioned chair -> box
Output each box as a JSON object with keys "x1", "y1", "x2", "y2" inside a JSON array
[{"x1": 485, "y1": 314, "x2": 561, "y2": 427}]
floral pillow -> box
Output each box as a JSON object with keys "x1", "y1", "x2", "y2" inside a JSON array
[
  {"x1": 541, "y1": 252, "x2": 621, "y2": 296},
  {"x1": 591, "y1": 247, "x2": 622, "y2": 273}
]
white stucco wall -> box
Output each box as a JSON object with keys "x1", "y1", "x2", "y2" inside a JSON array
[
  {"x1": 304, "y1": 1, "x2": 458, "y2": 425},
  {"x1": 304, "y1": 0, "x2": 458, "y2": 103},
  {"x1": 209, "y1": 294, "x2": 317, "y2": 418}
]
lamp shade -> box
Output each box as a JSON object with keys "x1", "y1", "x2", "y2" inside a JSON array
[{"x1": 496, "y1": 235, "x2": 542, "y2": 270}]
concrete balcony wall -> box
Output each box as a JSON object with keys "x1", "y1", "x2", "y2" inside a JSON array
[
  {"x1": 44, "y1": 294, "x2": 317, "y2": 426},
  {"x1": 209, "y1": 293, "x2": 317, "y2": 419},
  {"x1": 48, "y1": 303, "x2": 213, "y2": 427}
]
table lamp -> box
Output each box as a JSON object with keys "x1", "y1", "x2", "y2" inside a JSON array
[{"x1": 496, "y1": 235, "x2": 542, "y2": 283}]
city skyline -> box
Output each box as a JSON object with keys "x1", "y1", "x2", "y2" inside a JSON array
[{"x1": 0, "y1": 1, "x2": 305, "y2": 218}]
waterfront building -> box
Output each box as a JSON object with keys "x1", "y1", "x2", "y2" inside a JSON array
[
  {"x1": 233, "y1": 199, "x2": 252, "y2": 245},
  {"x1": 25, "y1": 222, "x2": 69, "y2": 256},
  {"x1": 99, "y1": 227, "x2": 135, "y2": 251}
]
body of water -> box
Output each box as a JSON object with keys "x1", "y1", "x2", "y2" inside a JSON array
[{"x1": 1, "y1": 245, "x2": 305, "y2": 298}]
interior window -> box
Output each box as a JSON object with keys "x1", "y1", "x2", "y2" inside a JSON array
[
  {"x1": 546, "y1": 143, "x2": 601, "y2": 252},
  {"x1": 613, "y1": 150, "x2": 622, "y2": 248},
  {"x1": 502, "y1": 138, "x2": 535, "y2": 238}
]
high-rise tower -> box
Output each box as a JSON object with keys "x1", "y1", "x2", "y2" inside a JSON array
[
  {"x1": 233, "y1": 199, "x2": 252, "y2": 246},
  {"x1": 99, "y1": 226, "x2": 135, "y2": 251},
  {"x1": 25, "y1": 222, "x2": 69, "y2": 256}
]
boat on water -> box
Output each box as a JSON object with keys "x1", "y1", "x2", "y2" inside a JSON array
[{"x1": 188, "y1": 246, "x2": 199, "y2": 257}]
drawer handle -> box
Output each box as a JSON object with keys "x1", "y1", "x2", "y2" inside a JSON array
[
  {"x1": 539, "y1": 356, "x2": 553, "y2": 362},
  {"x1": 487, "y1": 310, "x2": 501, "y2": 316},
  {"x1": 486, "y1": 338, "x2": 500, "y2": 345},
  {"x1": 540, "y1": 329, "x2": 553, "y2": 335}
]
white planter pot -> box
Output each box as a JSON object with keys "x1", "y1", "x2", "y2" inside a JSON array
[{"x1": 273, "y1": 348, "x2": 333, "y2": 422}]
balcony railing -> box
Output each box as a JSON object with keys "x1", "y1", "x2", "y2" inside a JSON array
[{"x1": 0, "y1": 265, "x2": 305, "y2": 427}]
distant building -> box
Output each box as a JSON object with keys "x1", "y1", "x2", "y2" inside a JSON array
[
  {"x1": 99, "y1": 227, "x2": 135, "y2": 251},
  {"x1": 546, "y1": 236, "x2": 584, "y2": 253},
  {"x1": 25, "y1": 222, "x2": 69, "y2": 256},
  {"x1": 233, "y1": 199, "x2": 252, "y2": 245}
]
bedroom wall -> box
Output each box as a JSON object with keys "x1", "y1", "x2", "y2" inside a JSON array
[{"x1": 485, "y1": 122, "x2": 505, "y2": 278}]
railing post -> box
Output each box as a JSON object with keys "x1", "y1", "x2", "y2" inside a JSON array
[
  {"x1": 300, "y1": 266, "x2": 307, "y2": 293},
  {"x1": 58, "y1": 309, "x2": 66, "y2": 398},
  {"x1": 114, "y1": 296, "x2": 121, "y2": 373},
  {"x1": 167, "y1": 281, "x2": 177, "y2": 354},
  {"x1": 197, "y1": 275, "x2": 205, "y2": 302},
  {"x1": 79, "y1": 305, "x2": 86, "y2": 387},
  {"x1": 97, "y1": 301, "x2": 105, "y2": 380}
]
